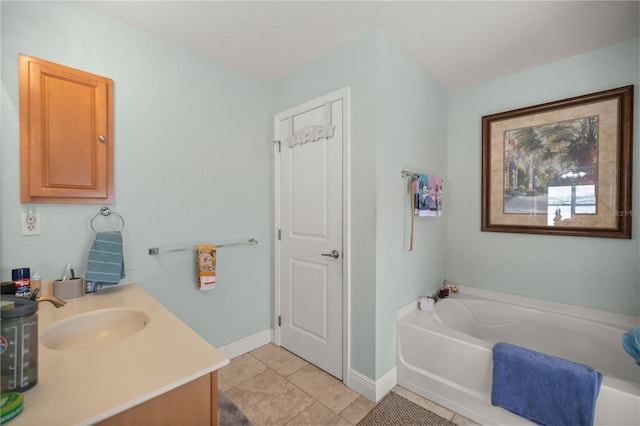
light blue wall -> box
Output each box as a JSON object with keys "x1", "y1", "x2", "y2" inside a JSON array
[
  {"x1": 2, "y1": 0, "x2": 638, "y2": 387},
  {"x1": 1, "y1": 1, "x2": 273, "y2": 346},
  {"x1": 374, "y1": 34, "x2": 448, "y2": 379},
  {"x1": 446, "y1": 38, "x2": 640, "y2": 316},
  {"x1": 272, "y1": 32, "x2": 380, "y2": 379}
]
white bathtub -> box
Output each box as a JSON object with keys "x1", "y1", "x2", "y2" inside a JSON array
[{"x1": 397, "y1": 287, "x2": 640, "y2": 425}]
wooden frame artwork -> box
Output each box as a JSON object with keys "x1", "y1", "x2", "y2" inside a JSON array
[{"x1": 481, "y1": 85, "x2": 634, "y2": 238}]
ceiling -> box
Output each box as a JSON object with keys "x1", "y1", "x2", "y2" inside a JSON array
[{"x1": 80, "y1": 1, "x2": 639, "y2": 92}]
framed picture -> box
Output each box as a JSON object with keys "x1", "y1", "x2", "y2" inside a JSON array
[{"x1": 481, "y1": 85, "x2": 634, "y2": 238}]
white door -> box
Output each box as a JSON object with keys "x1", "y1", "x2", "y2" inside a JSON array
[{"x1": 274, "y1": 89, "x2": 347, "y2": 379}]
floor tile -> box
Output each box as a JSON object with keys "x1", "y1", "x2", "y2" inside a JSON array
[
  {"x1": 218, "y1": 352, "x2": 268, "y2": 391},
  {"x1": 339, "y1": 395, "x2": 376, "y2": 425},
  {"x1": 220, "y1": 345, "x2": 476, "y2": 426},
  {"x1": 288, "y1": 364, "x2": 360, "y2": 414},
  {"x1": 286, "y1": 402, "x2": 352, "y2": 426},
  {"x1": 227, "y1": 369, "x2": 315, "y2": 425},
  {"x1": 452, "y1": 413, "x2": 481, "y2": 426},
  {"x1": 251, "y1": 343, "x2": 309, "y2": 377}
]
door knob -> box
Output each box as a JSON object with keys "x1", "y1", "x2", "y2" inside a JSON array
[{"x1": 321, "y1": 249, "x2": 340, "y2": 259}]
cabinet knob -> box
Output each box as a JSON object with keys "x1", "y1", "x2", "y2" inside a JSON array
[{"x1": 98, "y1": 135, "x2": 106, "y2": 143}]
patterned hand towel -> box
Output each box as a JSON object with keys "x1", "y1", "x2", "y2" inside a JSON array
[
  {"x1": 196, "y1": 245, "x2": 217, "y2": 291},
  {"x1": 415, "y1": 174, "x2": 444, "y2": 217},
  {"x1": 85, "y1": 231, "x2": 125, "y2": 285}
]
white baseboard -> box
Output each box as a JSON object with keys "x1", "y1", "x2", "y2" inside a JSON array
[
  {"x1": 348, "y1": 367, "x2": 397, "y2": 403},
  {"x1": 375, "y1": 367, "x2": 397, "y2": 401},
  {"x1": 348, "y1": 369, "x2": 376, "y2": 401},
  {"x1": 218, "y1": 328, "x2": 273, "y2": 359}
]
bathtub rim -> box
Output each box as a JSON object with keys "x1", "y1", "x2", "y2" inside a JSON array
[{"x1": 440, "y1": 286, "x2": 638, "y2": 329}]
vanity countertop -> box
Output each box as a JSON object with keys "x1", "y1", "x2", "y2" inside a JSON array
[{"x1": 10, "y1": 283, "x2": 229, "y2": 426}]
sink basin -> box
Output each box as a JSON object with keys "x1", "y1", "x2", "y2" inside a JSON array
[{"x1": 41, "y1": 308, "x2": 150, "y2": 350}]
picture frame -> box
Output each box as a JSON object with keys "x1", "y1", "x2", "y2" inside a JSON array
[{"x1": 481, "y1": 85, "x2": 634, "y2": 238}]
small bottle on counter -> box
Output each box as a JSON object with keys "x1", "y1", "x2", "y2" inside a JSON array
[
  {"x1": 11, "y1": 268, "x2": 30, "y2": 298},
  {"x1": 31, "y1": 270, "x2": 41, "y2": 296}
]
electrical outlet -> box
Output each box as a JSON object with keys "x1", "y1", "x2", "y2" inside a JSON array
[{"x1": 21, "y1": 212, "x2": 41, "y2": 235}]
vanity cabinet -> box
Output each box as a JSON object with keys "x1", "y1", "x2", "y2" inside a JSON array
[
  {"x1": 19, "y1": 55, "x2": 114, "y2": 204},
  {"x1": 96, "y1": 372, "x2": 219, "y2": 426},
  {"x1": 10, "y1": 284, "x2": 228, "y2": 426}
]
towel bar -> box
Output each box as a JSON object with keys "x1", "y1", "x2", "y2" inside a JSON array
[
  {"x1": 401, "y1": 170, "x2": 421, "y2": 178},
  {"x1": 401, "y1": 170, "x2": 445, "y2": 183},
  {"x1": 148, "y1": 238, "x2": 257, "y2": 255}
]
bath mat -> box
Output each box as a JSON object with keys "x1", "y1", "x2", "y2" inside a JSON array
[
  {"x1": 357, "y1": 391, "x2": 455, "y2": 426},
  {"x1": 219, "y1": 389, "x2": 253, "y2": 426}
]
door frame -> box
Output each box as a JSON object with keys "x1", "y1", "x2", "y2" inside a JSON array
[{"x1": 273, "y1": 87, "x2": 351, "y2": 383}]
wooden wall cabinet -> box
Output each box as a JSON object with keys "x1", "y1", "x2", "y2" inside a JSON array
[
  {"x1": 96, "y1": 372, "x2": 220, "y2": 426},
  {"x1": 19, "y1": 55, "x2": 114, "y2": 204}
]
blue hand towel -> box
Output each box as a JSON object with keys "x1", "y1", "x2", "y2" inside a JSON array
[
  {"x1": 623, "y1": 328, "x2": 640, "y2": 365},
  {"x1": 85, "y1": 231, "x2": 125, "y2": 285},
  {"x1": 491, "y1": 342, "x2": 602, "y2": 426}
]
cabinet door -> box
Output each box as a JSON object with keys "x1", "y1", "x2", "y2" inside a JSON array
[
  {"x1": 95, "y1": 372, "x2": 219, "y2": 426},
  {"x1": 20, "y1": 55, "x2": 114, "y2": 204}
]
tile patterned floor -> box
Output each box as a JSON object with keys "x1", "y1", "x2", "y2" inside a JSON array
[{"x1": 218, "y1": 344, "x2": 477, "y2": 425}]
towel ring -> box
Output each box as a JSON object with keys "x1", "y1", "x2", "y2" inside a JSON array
[{"x1": 90, "y1": 207, "x2": 125, "y2": 233}]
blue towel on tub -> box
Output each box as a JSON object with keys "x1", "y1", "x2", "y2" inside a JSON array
[
  {"x1": 85, "y1": 231, "x2": 125, "y2": 285},
  {"x1": 622, "y1": 328, "x2": 640, "y2": 365},
  {"x1": 491, "y1": 342, "x2": 602, "y2": 426}
]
